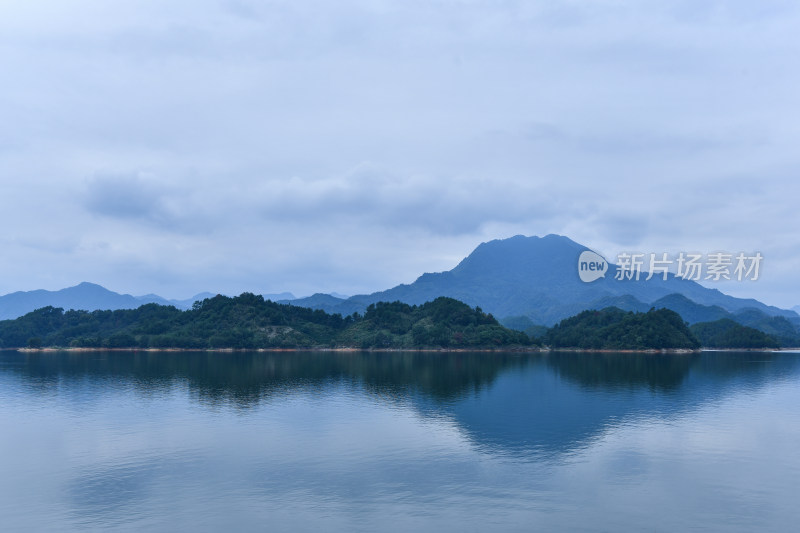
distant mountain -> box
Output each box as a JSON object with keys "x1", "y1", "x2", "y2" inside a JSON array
[
  {"x1": 165, "y1": 292, "x2": 218, "y2": 309},
  {"x1": 583, "y1": 294, "x2": 652, "y2": 314},
  {"x1": 0, "y1": 282, "x2": 147, "y2": 320},
  {"x1": 2, "y1": 234, "x2": 796, "y2": 333},
  {"x1": 690, "y1": 319, "x2": 780, "y2": 349},
  {"x1": 263, "y1": 292, "x2": 295, "y2": 301},
  {"x1": 545, "y1": 307, "x2": 700, "y2": 350},
  {"x1": 0, "y1": 294, "x2": 530, "y2": 349},
  {"x1": 134, "y1": 293, "x2": 176, "y2": 307},
  {"x1": 649, "y1": 294, "x2": 732, "y2": 324},
  {"x1": 608, "y1": 293, "x2": 800, "y2": 346},
  {"x1": 0, "y1": 283, "x2": 216, "y2": 320},
  {"x1": 280, "y1": 293, "x2": 346, "y2": 309},
  {"x1": 497, "y1": 290, "x2": 800, "y2": 346},
  {"x1": 731, "y1": 309, "x2": 800, "y2": 347},
  {"x1": 294, "y1": 234, "x2": 798, "y2": 326}
]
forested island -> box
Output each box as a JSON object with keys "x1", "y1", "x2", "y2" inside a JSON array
[
  {"x1": 545, "y1": 308, "x2": 701, "y2": 350},
  {"x1": 0, "y1": 294, "x2": 782, "y2": 351},
  {"x1": 544, "y1": 308, "x2": 780, "y2": 350},
  {"x1": 689, "y1": 318, "x2": 780, "y2": 349},
  {"x1": 0, "y1": 294, "x2": 530, "y2": 350}
]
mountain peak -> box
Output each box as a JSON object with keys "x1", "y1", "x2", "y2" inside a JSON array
[
  {"x1": 307, "y1": 234, "x2": 798, "y2": 327},
  {"x1": 451, "y1": 233, "x2": 587, "y2": 280},
  {"x1": 73, "y1": 282, "x2": 112, "y2": 291}
]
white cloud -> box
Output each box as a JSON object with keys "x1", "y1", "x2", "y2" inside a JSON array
[{"x1": 0, "y1": 0, "x2": 799, "y2": 306}]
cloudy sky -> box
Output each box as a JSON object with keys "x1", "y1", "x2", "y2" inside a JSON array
[{"x1": 1, "y1": 0, "x2": 799, "y2": 307}]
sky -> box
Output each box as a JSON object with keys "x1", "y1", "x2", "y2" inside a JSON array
[{"x1": 1, "y1": 0, "x2": 799, "y2": 307}]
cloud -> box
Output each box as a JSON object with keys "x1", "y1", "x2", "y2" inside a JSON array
[
  {"x1": 84, "y1": 173, "x2": 164, "y2": 220},
  {"x1": 1, "y1": 0, "x2": 800, "y2": 307},
  {"x1": 251, "y1": 163, "x2": 561, "y2": 235}
]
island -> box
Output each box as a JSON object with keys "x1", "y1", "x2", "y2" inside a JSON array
[
  {"x1": 0, "y1": 295, "x2": 782, "y2": 351},
  {"x1": 0, "y1": 294, "x2": 531, "y2": 350}
]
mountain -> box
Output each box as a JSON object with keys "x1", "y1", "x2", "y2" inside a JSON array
[
  {"x1": 690, "y1": 319, "x2": 780, "y2": 349},
  {"x1": 295, "y1": 234, "x2": 798, "y2": 326},
  {"x1": 165, "y1": 292, "x2": 218, "y2": 309},
  {"x1": 731, "y1": 309, "x2": 800, "y2": 347},
  {"x1": 505, "y1": 291, "x2": 799, "y2": 346},
  {"x1": 263, "y1": 292, "x2": 295, "y2": 301},
  {"x1": 2, "y1": 234, "x2": 796, "y2": 332},
  {"x1": 0, "y1": 294, "x2": 530, "y2": 349},
  {"x1": 0, "y1": 283, "x2": 216, "y2": 320},
  {"x1": 649, "y1": 294, "x2": 732, "y2": 324},
  {"x1": 643, "y1": 293, "x2": 798, "y2": 346},
  {"x1": 0, "y1": 282, "x2": 152, "y2": 320},
  {"x1": 134, "y1": 293, "x2": 176, "y2": 307},
  {"x1": 545, "y1": 307, "x2": 700, "y2": 350},
  {"x1": 279, "y1": 293, "x2": 345, "y2": 309}
]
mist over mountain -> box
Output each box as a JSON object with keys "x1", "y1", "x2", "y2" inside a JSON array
[
  {"x1": 1, "y1": 236, "x2": 797, "y2": 340},
  {"x1": 290, "y1": 235, "x2": 798, "y2": 326},
  {"x1": 263, "y1": 292, "x2": 296, "y2": 301},
  {"x1": 0, "y1": 283, "x2": 211, "y2": 320}
]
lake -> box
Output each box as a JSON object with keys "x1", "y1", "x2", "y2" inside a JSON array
[{"x1": 1, "y1": 349, "x2": 798, "y2": 532}]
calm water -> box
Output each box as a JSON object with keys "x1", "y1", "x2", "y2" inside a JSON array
[{"x1": 1, "y1": 350, "x2": 799, "y2": 532}]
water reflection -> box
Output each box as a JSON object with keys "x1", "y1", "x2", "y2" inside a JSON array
[
  {"x1": 3, "y1": 350, "x2": 799, "y2": 457},
  {"x1": 2, "y1": 350, "x2": 800, "y2": 532},
  {"x1": 1, "y1": 351, "x2": 525, "y2": 407},
  {"x1": 546, "y1": 351, "x2": 697, "y2": 390}
]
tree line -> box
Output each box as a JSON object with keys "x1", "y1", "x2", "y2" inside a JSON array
[
  {"x1": 0, "y1": 295, "x2": 781, "y2": 350},
  {"x1": 0, "y1": 294, "x2": 530, "y2": 350}
]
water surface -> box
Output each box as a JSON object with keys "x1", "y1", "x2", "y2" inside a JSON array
[{"x1": 1, "y1": 350, "x2": 798, "y2": 531}]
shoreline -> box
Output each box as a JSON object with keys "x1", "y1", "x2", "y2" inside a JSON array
[
  {"x1": 6, "y1": 346, "x2": 543, "y2": 353},
  {"x1": 5, "y1": 346, "x2": 793, "y2": 354}
]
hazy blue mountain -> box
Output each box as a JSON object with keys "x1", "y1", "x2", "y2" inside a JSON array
[
  {"x1": 584, "y1": 294, "x2": 651, "y2": 314},
  {"x1": 732, "y1": 309, "x2": 800, "y2": 347},
  {"x1": 307, "y1": 235, "x2": 797, "y2": 326},
  {"x1": 605, "y1": 292, "x2": 797, "y2": 338},
  {"x1": 263, "y1": 292, "x2": 295, "y2": 301},
  {"x1": 0, "y1": 282, "x2": 165, "y2": 320},
  {"x1": 134, "y1": 293, "x2": 175, "y2": 307},
  {"x1": 278, "y1": 293, "x2": 345, "y2": 308},
  {"x1": 330, "y1": 292, "x2": 350, "y2": 299},
  {"x1": 499, "y1": 315, "x2": 538, "y2": 331},
  {"x1": 0, "y1": 283, "x2": 222, "y2": 319},
  {"x1": 580, "y1": 292, "x2": 799, "y2": 344},
  {"x1": 649, "y1": 294, "x2": 732, "y2": 324},
  {"x1": 166, "y1": 292, "x2": 218, "y2": 309},
  {"x1": 2, "y1": 234, "x2": 796, "y2": 330}
]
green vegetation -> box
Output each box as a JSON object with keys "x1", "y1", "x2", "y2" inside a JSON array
[
  {"x1": 545, "y1": 307, "x2": 700, "y2": 350},
  {"x1": 0, "y1": 294, "x2": 530, "y2": 350},
  {"x1": 499, "y1": 315, "x2": 549, "y2": 341},
  {"x1": 339, "y1": 298, "x2": 531, "y2": 348},
  {"x1": 0, "y1": 296, "x2": 786, "y2": 351},
  {"x1": 730, "y1": 311, "x2": 800, "y2": 347},
  {"x1": 690, "y1": 319, "x2": 779, "y2": 349}
]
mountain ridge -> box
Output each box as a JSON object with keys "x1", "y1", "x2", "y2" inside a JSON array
[
  {"x1": 1, "y1": 235, "x2": 797, "y2": 331},
  {"x1": 0, "y1": 283, "x2": 215, "y2": 320},
  {"x1": 288, "y1": 234, "x2": 797, "y2": 325}
]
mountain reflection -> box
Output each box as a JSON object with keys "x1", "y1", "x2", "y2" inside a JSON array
[
  {"x1": 1, "y1": 351, "x2": 524, "y2": 406},
  {"x1": 2, "y1": 350, "x2": 798, "y2": 457},
  {"x1": 545, "y1": 351, "x2": 698, "y2": 391}
]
